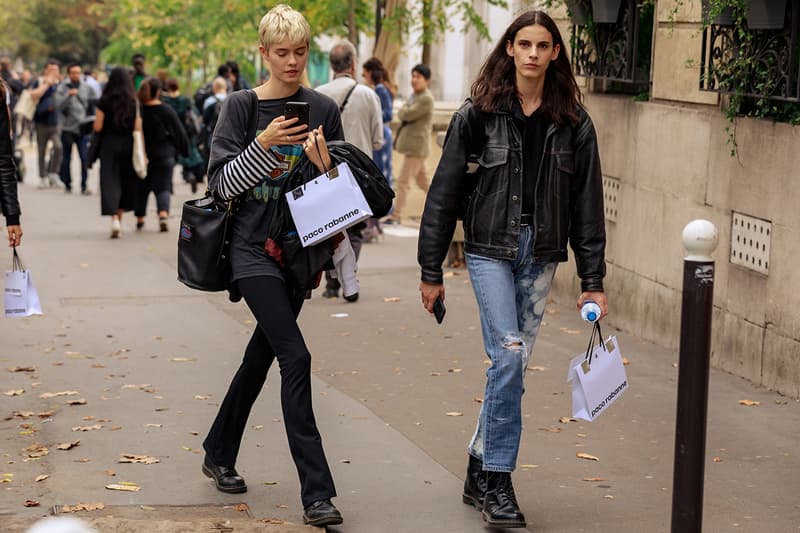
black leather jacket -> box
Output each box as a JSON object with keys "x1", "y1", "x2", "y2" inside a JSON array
[
  {"x1": 0, "y1": 98, "x2": 20, "y2": 226},
  {"x1": 418, "y1": 100, "x2": 605, "y2": 292}
]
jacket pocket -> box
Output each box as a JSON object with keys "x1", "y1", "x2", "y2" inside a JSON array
[{"x1": 475, "y1": 146, "x2": 509, "y2": 197}]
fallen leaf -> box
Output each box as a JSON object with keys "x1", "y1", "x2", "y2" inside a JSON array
[
  {"x1": 37, "y1": 411, "x2": 55, "y2": 418},
  {"x1": 39, "y1": 390, "x2": 79, "y2": 399},
  {"x1": 263, "y1": 481, "x2": 278, "y2": 485},
  {"x1": 445, "y1": 412, "x2": 463, "y2": 417},
  {"x1": 90, "y1": 364, "x2": 106, "y2": 369},
  {"x1": 76, "y1": 458, "x2": 91, "y2": 463},
  {"x1": 146, "y1": 424, "x2": 163, "y2": 428},
  {"x1": 713, "y1": 457, "x2": 723, "y2": 463},
  {"x1": 583, "y1": 477, "x2": 607, "y2": 482},
  {"x1": 577, "y1": 452, "x2": 600, "y2": 461},
  {"x1": 539, "y1": 427, "x2": 562, "y2": 433},
  {"x1": 140, "y1": 505, "x2": 156, "y2": 511},
  {"x1": 25, "y1": 444, "x2": 49, "y2": 458},
  {"x1": 448, "y1": 368, "x2": 463, "y2": 373},
  {"x1": 35, "y1": 474, "x2": 49, "y2": 482},
  {"x1": 24, "y1": 500, "x2": 40, "y2": 507},
  {"x1": 276, "y1": 504, "x2": 288, "y2": 509},
  {"x1": 10, "y1": 410, "x2": 34, "y2": 419},
  {"x1": 118, "y1": 454, "x2": 160, "y2": 465},
  {"x1": 7, "y1": 366, "x2": 36, "y2": 373},
  {"x1": 430, "y1": 372, "x2": 441, "y2": 376},
  {"x1": 559, "y1": 327, "x2": 581, "y2": 334},
  {"x1": 253, "y1": 425, "x2": 264, "y2": 430},
  {"x1": 233, "y1": 503, "x2": 249, "y2": 512},
  {"x1": 520, "y1": 464, "x2": 539, "y2": 469},
  {"x1": 738, "y1": 399, "x2": 760, "y2": 406},
  {"x1": 261, "y1": 518, "x2": 285, "y2": 525},
  {"x1": 559, "y1": 417, "x2": 579, "y2": 424},
  {"x1": 61, "y1": 502, "x2": 105, "y2": 513},
  {"x1": 330, "y1": 313, "x2": 349, "y2": 318},
  {"x1": 110, "y1": 426, "x2": 122, "y2": 431},
  {"x1": 383, "y1": 297, "x2": 401, "y2": 302},
  {"x1": 340, "y1": 459, "x2": 351, "y2": 464},
  {"x1": 106, "y1": 482, "x2": 140, "y2": 492},
  {"x1": 622, "y1": 357, "x2": 630, "y2": 366},
  {"x1": 66, "y1": 398, "x2": 87, "y2": 406},
  {"x1": 4, "y1": 389, "x2": 25, "y2": 396},
  {"x1": 104, "y1": 470, "x2": 116, "y2": 476},
  {"x1": 474, "y1": 397, "x2": 484, "y2": 403},
  {"x1": 56, "y1": 441, "x2": 80, "y2": 451},
  {"x1": 528, "y1": 366, "x2": 548, "y2": 372},
  {"x1": 82, "y1": 416, "x2": 96, "y2": 421},
  {"x1": 194, "y1": 394, "x2": 213, "y2": 400},
  {"x1": 604, "y1": 494, "x2": 614, "y2": 499},
  {"x1": 170, "y1": 357, "x2": 196, "y2": 363},
  {"x1": 72, "y1": 425, "x2": 103, "y2": 432}
]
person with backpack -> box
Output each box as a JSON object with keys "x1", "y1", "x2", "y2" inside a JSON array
[
  {"x1": 417, "y1": 10, "x2": 607, "y2": 528},
  {"x1": 162, "y1": 78, "x2": 204, "y2": 191},
  {"x1": 199, "y1": 76, "x2": 228, "y2": 171},
  {"x1": 29, "y1": 59, "x2": 63, "y2": 189}
]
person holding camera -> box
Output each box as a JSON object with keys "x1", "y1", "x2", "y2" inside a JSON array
[
  {"x1": 201, "y1": 4, "x2": 344, "y2": 527},
  {"x1": 29, "y1": 60, "x2": 63, "y2": 189},
  {"x1": 417, "y1": 11, "x2": 607, "y2": 528}
]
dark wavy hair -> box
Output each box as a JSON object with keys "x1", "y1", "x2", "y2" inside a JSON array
[
  {"x1": 137, "y1": 77, "x2": 162, "y2": 104},
  {"x1": 471, "y1": 10, "x2": 582, "y2": 125},
  {"x1": 102, "y1": 67, "x2": 136, "y2": 131},
  {"x1": 362, "y1": 57, "x2": 394, "y2": 97}
]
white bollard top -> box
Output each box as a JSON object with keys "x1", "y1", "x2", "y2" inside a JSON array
[{"x1": 683, "y1": 219, "x2": 718, "y2": 261}]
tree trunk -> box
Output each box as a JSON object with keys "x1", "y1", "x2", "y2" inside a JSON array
[
  {"x1": 421, "y1": 0, "x2": 432, "y2": 67},
  {"x1": 348, "y1": 0, "x2": 359, "y2": 48},
  {"x1": 373, "y1": 0, "x2": 403, "y2": 94}
]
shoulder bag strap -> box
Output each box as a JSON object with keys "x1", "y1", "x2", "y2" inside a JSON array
[{"x1": 339, "y1": 81, "x2": 358, "y2": 113}]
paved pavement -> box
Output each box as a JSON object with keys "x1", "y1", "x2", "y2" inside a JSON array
[{"x1": 1, "y1": 143, "x2": 799, "y2": 532}]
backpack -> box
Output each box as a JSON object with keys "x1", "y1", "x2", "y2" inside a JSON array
[
  {"x1": 199, "y1": 97, "x2": 223, "y2": 157},
  {"x1": 193, "y1": 83, "x2": 213, "y2": 112}
]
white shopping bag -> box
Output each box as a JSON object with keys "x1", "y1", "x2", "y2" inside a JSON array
[
  {"x1": 286, "y1": 162, "x2": 372, "y2": 247},
  {"x1": 4, "y1": 248, "x2": 43, "y2": 318},
  {"x1": 567, "y1": 323, "x2": 628, "y2": 421}
]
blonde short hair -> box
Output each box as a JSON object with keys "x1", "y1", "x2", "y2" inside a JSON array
[{"x1": 258, "y1": 4, "x2": 311, "y2": 50}]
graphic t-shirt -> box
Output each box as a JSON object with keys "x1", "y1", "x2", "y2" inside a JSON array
[{"x1": 210, "y1": 87, "x2": 343, "y2": 281}]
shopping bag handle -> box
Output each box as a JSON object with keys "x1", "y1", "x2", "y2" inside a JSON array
[
  {"x1": 11, "y1": 246, "x2": 24, "y2": 272},
  {"x1": 583, "y1": 321, "x2": 606, "y2": 369}
]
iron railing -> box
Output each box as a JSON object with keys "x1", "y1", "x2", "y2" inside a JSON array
[{"x1": 570, "y1": 0, "x2": 650, "y2": 87}]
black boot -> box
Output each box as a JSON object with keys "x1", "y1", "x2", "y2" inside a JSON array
[
  {"x1": 482, "y1": 471, "x2": 526, "y2": 528},
  {"x1": 462, "y1": 455, "x2": 486, "y2": 510}
]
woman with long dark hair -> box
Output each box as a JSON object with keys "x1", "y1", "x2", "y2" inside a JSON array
[
  {"x1": 135, "y1": 77, "x2": 188, "y2": 232},
  {"x1": 418, "y1": 10, "x2": 608, "y2": 528},
  {"x1": 93, "y1": 67, "x2": 137, "y2": 238}
]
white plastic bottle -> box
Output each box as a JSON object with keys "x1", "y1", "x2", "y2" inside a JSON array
[{"x1": 580, "y1": 301, "x2": 602, "y2": 322}]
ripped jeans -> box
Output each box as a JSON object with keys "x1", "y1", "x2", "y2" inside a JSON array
[{"x1": 465, "y1": 226, "x2": 557, "y2": 472}]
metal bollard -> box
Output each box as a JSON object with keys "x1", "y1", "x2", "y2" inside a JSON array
[{"x1": 670, "y1": 220, "x2": 718, "y2": 533}]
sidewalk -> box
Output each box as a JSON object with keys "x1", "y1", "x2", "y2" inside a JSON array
[{"x1": 1, "y1": 145, "x2": 799, "y2": 532}]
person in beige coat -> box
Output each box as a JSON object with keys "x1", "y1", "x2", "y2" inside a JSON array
[{"x1": 389, "y1": 63, "x2": 433, "y2": 222}]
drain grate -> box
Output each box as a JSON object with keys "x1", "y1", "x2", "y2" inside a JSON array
[
  {"x1": 602, "y1": 176, "x2": 620, "y2": 223},
  {"x1": 730, "y1": 212, "x2": 771, "y2": 275}
]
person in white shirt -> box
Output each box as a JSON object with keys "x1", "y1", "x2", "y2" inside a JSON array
[{"x1": 315, "y1": 40, "x2": 383, "y2": 302}]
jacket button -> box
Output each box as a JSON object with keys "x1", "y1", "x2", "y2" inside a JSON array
[
  {"x1": 513, "y1": 167, "x2": 520, "y2": 174},
  {"x1": 507, "y1": 250, "x2": 513, "y2": 257},
  {"x1": 512, "y1": 195, "x2": 519, "y2": 201},
  {"x1": 511, "y1": 220, "x2": 517, "y2": 227}
]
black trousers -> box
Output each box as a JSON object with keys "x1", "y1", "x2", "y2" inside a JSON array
[{"x1": 203, "y1": 275, "x2": 336, "y2": 507}]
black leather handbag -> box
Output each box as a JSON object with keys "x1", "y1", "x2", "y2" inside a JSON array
[
  {"x1": 177, "y1": 194, "x2": 232, "y2": 291},
  {"x1": 176, "y1": 90, "x2": 257, "y2": 292}
]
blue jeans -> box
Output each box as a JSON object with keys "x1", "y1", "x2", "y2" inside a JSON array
[{"x1": 465, "y1": 226, "x2": 557, "y2": 472}]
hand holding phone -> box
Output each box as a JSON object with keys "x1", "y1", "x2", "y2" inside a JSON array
[
  {"x1": 433, "y1": 296, "x2": 446, "y2": 324},
  {"x1": 284, "y1": 101, "x2": 309, "y2": 130}
]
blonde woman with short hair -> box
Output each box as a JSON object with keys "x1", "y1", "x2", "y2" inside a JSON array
[{"x1": 200, "y1": 4, "x2": 344, "y2": 527}]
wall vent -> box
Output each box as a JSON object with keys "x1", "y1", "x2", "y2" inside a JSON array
[
  {"x1": 603, "y1": 176, "x2": 620, "y2": 222},
  {"x1": 730, "y1": 212, "x2": 771, "y2": 275}
]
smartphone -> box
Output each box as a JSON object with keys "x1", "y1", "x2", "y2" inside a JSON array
[
  {"x1": 284, "y1": 101, "x2": 310, "y2": 130},
  {"x1": 433, "y1": 296, "x2": 446, "y2": 324}
]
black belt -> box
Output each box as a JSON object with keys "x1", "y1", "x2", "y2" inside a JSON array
[{"x1": 520, "y1": 214, "x2": 533, "y2": 226}]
